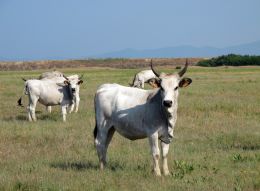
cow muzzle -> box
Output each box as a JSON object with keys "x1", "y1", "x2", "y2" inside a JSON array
[
  {"x1": 163, "y1": 100, "x2": 172, "y2": 108},
  {"x1": 71, "y1": 88, "x2": 76, "y2": 93}
]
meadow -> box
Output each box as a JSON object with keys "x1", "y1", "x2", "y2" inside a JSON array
[{"x1": 0, "y1": 66, "x2": 259, "y2": 191}]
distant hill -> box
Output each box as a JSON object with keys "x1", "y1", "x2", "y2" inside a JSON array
[{"x1": 93, "y1": 40, "x2": 260, "y2": 58}]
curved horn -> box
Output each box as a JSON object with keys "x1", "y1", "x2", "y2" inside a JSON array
[
  {"x1": 22, "y1": 78, "x2": 27, "y2": 81},
  {"x1": 178, "y1": 58, "x2": 189, "y2": 77},
  {"x1": 79, "y1": 74, "x2": 84, "y2": 80},
  {"x1": 150, "y1": 59, "x2": 160, "y2": 78},
  {"x1": 63, "y1": 74, "x2": 69, "y2": 80}
]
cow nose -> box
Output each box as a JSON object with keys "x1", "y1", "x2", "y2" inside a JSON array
[
  {"x1": 72, "y1": 88, "x2": 76, "y2": 92},
  {"x1": 163, "y1": 100, "x2": 172, "y2": 108}
]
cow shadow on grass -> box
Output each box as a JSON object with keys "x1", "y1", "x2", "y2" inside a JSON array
[
  {"x1": 50, "y1": 161, "x2": 98, "y2": 171},
  {"x1": 38, "y1": 114, "x2": 59, "y2": 121},
  {"x1": 16, "y1": 115, "x2": 27, "y2": 121},
  {"x1": 3, "y1": 115, "x2": 28, "y2": 121},
  {"x1": 50, "y1": 161, "x2": 125, "y2": 172},
  {"x1": 9, "y1": 113, "x2": 58, "y2": 122},
  {"x1": 3, "y1": 110, "x2": 44, "y2": 121}
]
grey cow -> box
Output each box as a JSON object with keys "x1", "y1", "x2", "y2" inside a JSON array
[{"x1": 94, "y1": 60, "x2": 192, "y2": 176}]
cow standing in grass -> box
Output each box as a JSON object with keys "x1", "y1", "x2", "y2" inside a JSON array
[
  {"x1": 38, "y1": 71, "x2": 64, "y2": 80},
  {"x1": 94, "y1": 60, "x2": 192, "y2": 176},
  {"x1": 39, "y1": 71, "x2": 83, "y2": 113},
  {"x1": 19, "y1": 75, "x2": 83, "y2": 122},
  {"x1": 130, "y1": 69, "x2": 160, "y2": 89}
]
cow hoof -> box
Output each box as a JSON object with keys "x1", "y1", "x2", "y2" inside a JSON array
[
  {"x1": 155, "y1": 172, "x2": 161, "y2": 177},
  {"x1": 100, "y1": 162, "x2": 105, "y2": 170},
  {"x1": 163, "y1": 171, "x2": 170, "y2": 176},
  {"x1": 152, "y1": 169, "x2": 161, "y2": 176}
]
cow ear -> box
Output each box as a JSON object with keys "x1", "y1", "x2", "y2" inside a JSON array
[
  {"x1": 64, "y1": 80, "x2": 70, "y2": 85},
  {"x1": 179, "y1": 78, "x2": 192, "y2": 88},
  {"x1": 151, "y1": 78, "x2": 161, "y2": 88},
  {"x1": 155, "y1": 79, "x2": 161, "y2": 88},
  {"x1": 77, "y1": 80, "x2": 83, "y2": 85}
]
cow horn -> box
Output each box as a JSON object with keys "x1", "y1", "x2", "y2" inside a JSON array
[
  {"x1": 63, "y1": 74, "x2": 69, "y2": 80},
  {"x1": 150, "y1": 59, "x2": 160, "y2": 78},
  {"x1": 22, "y1": 78, "x2": 27, "y2": 81},
  {"x1": 178, "y1": 58, "x2": 189, "y2": 77}
]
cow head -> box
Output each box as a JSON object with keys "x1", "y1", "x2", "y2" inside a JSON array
[
  {"x1": 63, "y1": 75, "x2": 83, "y2": 95},
  {"x1": 151, "y1": 59, "x2": 192, "y2": 112}
]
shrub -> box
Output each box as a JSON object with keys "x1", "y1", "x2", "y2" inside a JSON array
[{"x1": 197, "y1": 54, "x2": 260, "y2": 67}]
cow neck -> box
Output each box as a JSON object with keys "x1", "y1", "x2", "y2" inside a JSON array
[
  {"x1": 147, "y1": 89, "x2": 168, "y2": 122},
  {"x1": 150, "y1": 89, "x2": 178, "y2": 130},
  {"x1": 65, "y1": 86, "x2": 73, "y2": 101},
  {"x1": 165, "y1": 93, "x2": 178, "y2": 130}
]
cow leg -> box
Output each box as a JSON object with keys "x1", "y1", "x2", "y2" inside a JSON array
[
  {"x1": 27, "y1": 106, "x2": 32, "y2": 122},
  {"x1": 95, "y1": 122, "x2": 113, "y2": 170},
  {"x1": 137, "y1": 81, "x2": 141, "y2": 88},
  {"x1": 30, "y1": 105, "x2": 37, "y2": 121},
  {"x1": 28, "y1": 96, "x2": 38, "y2": 122},
  {"x1": 61, "y1": 105, "x2": 67, "y2": 122},
  {"x1": 69, "y1": 103, "x2": 75, "y2": 113},
  {"x1": 105, "y1": 127, "x2": 115, "y2": 150},
  {"x1": 141, "y1": 80, "x2": 145, "y2": 89},
  {"x1": 148, "y1": 132, "x2": 161, "y2": 176},
  {"x1": 29, "y1": 100, "x2": 37, "y2": 121},
  {"x1": 161, "y1": 142, "x2": 170, "y2": 176},
  {"x1": 46, "y1": 106, "x2": 52, "y2": 113},
  {"x1": 26, "y1": 95, "x2": 32, "y2": 121},
  {"x1": 74, "y1": 96, "x2": 80, "y2": 113}
]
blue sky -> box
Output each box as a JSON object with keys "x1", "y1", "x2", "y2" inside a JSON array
[{"x1": 0, "y1": 0, "x2": 260, "y2": 61}]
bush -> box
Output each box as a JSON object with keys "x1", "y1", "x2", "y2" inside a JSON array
[{"x1": 197, "y1": 54, "x2": 260, "y2": 67}]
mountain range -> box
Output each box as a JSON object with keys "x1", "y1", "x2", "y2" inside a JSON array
[{"x1": 92, "y1": 40, "x2": 260, "y2": 58}]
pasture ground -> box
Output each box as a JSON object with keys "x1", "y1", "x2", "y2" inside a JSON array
[{"x1": 0, "y1": 66, "x2": 259, "y2": 191}]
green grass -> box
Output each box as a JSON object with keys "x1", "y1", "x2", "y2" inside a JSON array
[{"x1": 0, "y1": 66, "x2": 260, "y2": 191}]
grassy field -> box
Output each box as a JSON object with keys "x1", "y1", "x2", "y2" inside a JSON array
[{"x1": 0, "y1": 66, "x2": 259, "y2": 191}]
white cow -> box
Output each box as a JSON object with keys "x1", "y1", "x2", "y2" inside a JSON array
[
  {"x1": 66, "y1": 74, "x2": 83, "y2": 113},
  {"x1": 39, "y1": 71, "x2": 64, "y2": 79},
  {"x1": 94, "y1": 60, "x2": 192, "y2": 176},
  {"x1": 39, "y1": 71, "x2": 83, "y2": 113},
  {"x1": 19, "y1": 75, "x2": 83, "y2": 122},
  {"x1": 130, "y1": 70, "x2": 159, "y2": 88}
]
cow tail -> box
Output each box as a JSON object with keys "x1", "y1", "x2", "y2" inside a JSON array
[
  {"x1": 24, "y1": 83, "x2": 29, "y2": 95},
  {"x1": 129, "y1": 73, "x2": 137, "y2": 87},
  {"x1": 17, "y1": 82, "x2": 29, "y2": 107},
  {"x1": 93, "y1": 124, "x2": 98, "y2": 139},
  {"x1": 17, "y1": 97, "x2": 23, "y2": 107},
  {"x1": 93, "y1": 93, "x2": 98, "y2": 146}
]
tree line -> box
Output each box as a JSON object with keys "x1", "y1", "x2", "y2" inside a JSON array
[{"x1": 197, "y1": 54, "x2": 260, "y2": 67}]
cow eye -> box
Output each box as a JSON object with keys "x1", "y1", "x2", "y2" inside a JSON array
[{"x1": 174, "y1": 87, "x2": 178, "y2": 91}]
